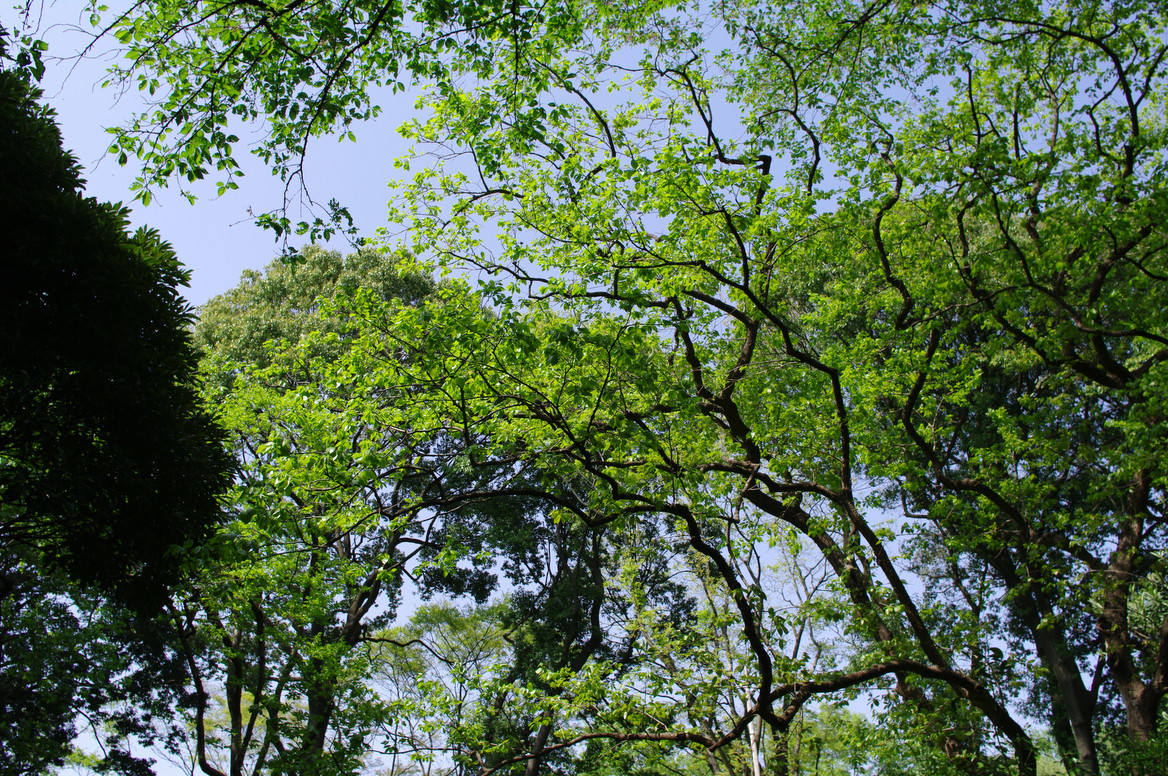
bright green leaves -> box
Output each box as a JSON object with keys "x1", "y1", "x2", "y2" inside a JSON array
[
  {"x1": 104, "y1": 0, "x2": 405, "y2": 237},
  {"x1": 87, "y1": 0, "x2": 1168, "y2": 771},
  {"x1": 375, "y1": 0, "x2": 1168, "y2": 769},
  {"x1": 176, "y1": 246, "x2": 455, "y2": 773},
  {"x1": 98, "y1": 0, "x2": 601, "y2": 240}
]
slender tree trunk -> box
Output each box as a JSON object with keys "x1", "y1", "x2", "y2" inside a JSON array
[
  {"x1": 749, "y1": 716, "x2": 762, "y2": 776},
  {"x1": 770, "y1": 727, "x2": 789, "y2": 776},
  {"x1": 1031, "y1": 619, "x2": 1100, "y2": 774},
  {"x1": 1100, "y1": 479, "x2": 1164, "y2": 759},
  {"x1": 524, "y1": 716, "x2": 554, "y2": 776}
]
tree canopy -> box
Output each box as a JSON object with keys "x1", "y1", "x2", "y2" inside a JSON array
[
  {"x1": 25, "y1": 0, "x2": 1168, "y2": 774},
  {"x1": 0, "y1": 68, "x2": 231, "y2": 605},
  {"x1": 0, "y1": 65, "x2": 233, "y2": 774}
]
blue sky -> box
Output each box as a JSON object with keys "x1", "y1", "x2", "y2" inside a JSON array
[{"x1": 23, "y1": 1, "x2": 420, "y2": 307}]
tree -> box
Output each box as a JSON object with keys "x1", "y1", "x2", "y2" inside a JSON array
[
  {"x1": 193, "y1": 244, "x2": 435, "y2": 376},
  {"x1": 0, "y1": 68, "x2": 231, "y2": 606},
  {"x1": 82, "y1": 0, "x2": 1168, "y2": 774},
  {"x1": 169, "y1": 246, "x2": 442, "y2": 776},
  {"x1": 179, "y1": 248, "x2": 704, "y2": 776},
  {"x1": 384, "y1": 2, "x2": 1167, "y2": 772},
  {"x1": 181, "y1": 247, "x2": 637, "y2": 775},
  {"x1": 372, "y1": 602, "x2": 515, "y2": 774},
  {"x1": 0, "y1": 564, "x2": 190, "y2": 776},
  {"x1": 0, "y1": 63, "x2": 232, "y2": 774}
]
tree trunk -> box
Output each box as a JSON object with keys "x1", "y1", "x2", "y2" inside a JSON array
[{"x1": 770, "y1": 727, "x2": 790, "y2": 776}]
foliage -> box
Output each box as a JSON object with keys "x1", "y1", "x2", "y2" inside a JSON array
[
  {"x1": 194, "y1": 244, "x2": 435, "y2": 372},
  {"x1": 165, "y1": 246, "x2": 440, "y2": 775},
  {"x1": 177, "y1": 247, "x2": 643, "y2": 775},
  {"x1": 96, "y1": 0, "x2": 584, "y2": 240},
  {"x1": 62, "y1": 0, "x2": 1168, "y2": 774},
  {"x1": 0, "y1": 21, "x2": 46, "y2": 82},
  {"x1": 0, "y1": 554, "x2": 188, "y2": 776},
  {"x1": 372, "y1": 602, "x2": 515, "y2": 773},
  {"x1": 0, "y1": 65, "x2": 231, "y2": 774},
  {"x1": 0, "y1": 68, "x2": 232, "y2": 607}
]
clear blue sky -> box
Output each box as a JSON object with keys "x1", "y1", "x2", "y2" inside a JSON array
[{"x1": 22, "y1": 1, "x2": 419, "y2": 307}]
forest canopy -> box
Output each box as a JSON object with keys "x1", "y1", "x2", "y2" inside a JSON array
[{"x1": 5, "y1": 0, "x2": 1168, "y2": 774}]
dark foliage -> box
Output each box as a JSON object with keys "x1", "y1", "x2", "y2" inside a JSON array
[
  {"x1": 0, "y1": 69, "x2": 232, "y2": 609},
  {"x1": 0, "y1": 554, "x2": 190, "y2": 775}
]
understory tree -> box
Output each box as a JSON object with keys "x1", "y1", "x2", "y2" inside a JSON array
[{"x1": 62, "y1": 0, "x2": 1168, "y2": 774}]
